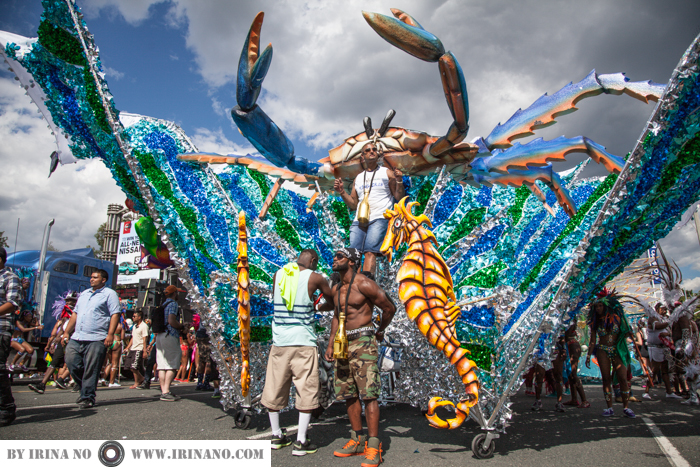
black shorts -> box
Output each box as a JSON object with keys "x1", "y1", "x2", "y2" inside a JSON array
[
  {"x1": 209, "y1": 358, "x2": 219, "y2": 381},
  {"x1": 50, "y1": 343, "x2": 65, "y2": 369},
  {"x1": 124, "y1": 350, "x2": 143, "y2": 372}
]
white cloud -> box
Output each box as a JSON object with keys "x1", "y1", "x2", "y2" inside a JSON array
[
  {"x1": 190, "y1": 127, "x2": 254, "y2": 156},
  {"x1": 682, "y1": 277, "x2": 700, "y2": 293},
  {"x1": 103, "y1": 66, "x2": 124, "y2": 80},
  {"x1": 0, "y1": 77, "x2": 125, "y2": 253},
  {"x1": 209, "y1": 97, "x2": 226, "y2": 118},
  {"x1": 658, "y1": 221, "x2": 700, "y2": 272},
  {"x1": 81, "y1": 0, "x2": 165, "y2": 25}
]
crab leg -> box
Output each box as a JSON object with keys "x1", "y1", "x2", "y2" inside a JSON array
[
  {"x1": 471, "y1": 164, "x2": 577, "y2": 218},
  {"x1": 363, "y1": 9, "x2": 470, "y2": 157},
  {"x1": 229, "y1": 13, "x2": 333, "y2": 179},
  {"x1": 470, "y1": 135, "x2": 625, "y2": 175},
  {"x1": 484, "y1": 70, "x2": 665, "y2": 149},
  {"x1": 259, "y1": 178, "x2": 284, "y2": 219},
  {"x1": 176, "y1": 153, "x2": 334, "y2": 192}
]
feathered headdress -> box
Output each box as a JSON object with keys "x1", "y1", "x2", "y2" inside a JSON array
[
  {"x1": 626, "y1": 243, "x2": 699, "y2": 324},
  {"x1": 593, "y1": 287, "x2": 615, "y2": 303},
  {"x1": 51, "y1": 290, "x2": 78, "y2": 321},
  {"x1": 587, "y1": 287, "x2": 626, "y2": 331}
]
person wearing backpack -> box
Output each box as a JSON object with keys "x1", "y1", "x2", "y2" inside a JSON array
[{"x1": 156, "y1": 285, "x2": 185, "y2": 401}]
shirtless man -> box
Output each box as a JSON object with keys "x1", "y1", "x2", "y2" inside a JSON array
[{"x1": 325, "y1": 247, "x2": 396, "y2": 467}]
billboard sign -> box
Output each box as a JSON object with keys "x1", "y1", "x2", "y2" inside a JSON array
[{"x1": 116, "y1": 221, "x2": 160, "y2": 285}]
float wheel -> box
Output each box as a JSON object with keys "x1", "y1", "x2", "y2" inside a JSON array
[{"x1": 471, "y1": 433, "x2": 495, "y2": 459}]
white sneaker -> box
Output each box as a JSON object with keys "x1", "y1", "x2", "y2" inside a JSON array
[
  {"x1": 643, "y1": 393, "x2": 652, "y2": 400},
  {"x1": 681, "y1": 397, "x2": 699, "y2": 405},
  {"x1": 109, "y1": 383, "x2": 121, "y2": 388},
  {"x1": 666, "y1": 393, "x2": 683, "y2": 399}
]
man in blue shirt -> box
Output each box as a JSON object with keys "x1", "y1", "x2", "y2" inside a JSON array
[
  {"x1": 0, "y1": 247, "x2": 21, "y2": 426},
  {"x1": 157, "y1": 285, "x2": 185, "y2": 402},
  {"x1": 62, "y1": 269, "x2": 120, "y2": 409}
]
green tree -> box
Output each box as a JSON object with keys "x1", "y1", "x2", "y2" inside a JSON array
[
  {"x1": 0, "y1": 231, "x2": 8, "y2": 248},
  {"x1": 94, "y1": 222, "x2": 106, "y2": 256},
  {"x1": 47, "y1": 241, "x2": 59, "y2": 252}
]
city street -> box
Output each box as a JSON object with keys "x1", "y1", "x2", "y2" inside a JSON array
[{"x1": 3, "y1": 380, "x2": 698, "y2": 466}]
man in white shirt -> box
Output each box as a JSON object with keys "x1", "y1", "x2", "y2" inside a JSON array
[
  {"x1": 124, "y1": 310, "x2": 149, "y2": 389},
  {"x1": 333, "y1": 142, "x2": 404, "y2": 278}
]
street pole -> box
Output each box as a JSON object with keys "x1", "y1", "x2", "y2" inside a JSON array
[
  {"x1": 11, "y1": 218, "x2": 19, "y2": 268},
  {"x1": 694, "y1": 204, "x2": 700, "y2": 247},
  {"x1": 34, "y1": 219, "x2": 55, "y2": 304}
]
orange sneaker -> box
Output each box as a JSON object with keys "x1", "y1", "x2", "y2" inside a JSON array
[
  {"x1": 361, "y1": 438, "x2": 383, "y2": 467},
  {"x1": 333, "y1": 430, "x2": 366, "y2": 457}
]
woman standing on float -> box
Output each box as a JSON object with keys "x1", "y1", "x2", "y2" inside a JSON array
[{"x1": 585, "y1": 290, "x2": 635, "y2": 418}]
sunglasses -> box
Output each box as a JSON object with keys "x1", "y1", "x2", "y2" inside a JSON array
[
  {"x1": 334, "y1": 253, "x2": 348, "y2": 259},
  {"x1": 362, "y1": 147, "x2": 378, "y2": 154}
]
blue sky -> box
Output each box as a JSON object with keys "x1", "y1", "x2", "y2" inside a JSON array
[{"x1": 1, "y1": 0, "x2": 700, "y2": 289}]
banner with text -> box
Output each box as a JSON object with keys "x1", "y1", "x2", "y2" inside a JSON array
[
  {"x1": 1, "y1": 440, "x2": 270, "y2": 467},
  {"x1": 116, "y1": 220, "x2": 160, "y2": 285}
]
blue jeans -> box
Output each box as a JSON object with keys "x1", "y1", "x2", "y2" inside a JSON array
[
  {"x1": 349, "y1": 218, "x2": 389, "y2": 253},
  {"x1": 0, "y1": 334, "x2": 16, "y2": 420},
  {"x1": 65, "y1": 339, "x2": 107, "y2": 403}
]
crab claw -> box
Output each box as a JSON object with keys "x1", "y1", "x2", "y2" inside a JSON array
[
  {"x1": 425, "y1": 397, "x2": 469, "y2": 429},
  {"x1": 236, "y1": 12, "x2": 273, "y2": 110},
  {"x1": 362, "y1": 9, "x2": 444, "y2": 62}
]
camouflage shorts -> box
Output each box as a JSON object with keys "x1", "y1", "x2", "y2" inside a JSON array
[{"x1": 334, "y1": 335, "x2": 381, "y2": 400}]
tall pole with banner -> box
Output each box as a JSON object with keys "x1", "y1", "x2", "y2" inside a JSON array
[
  {"x1": 647, "y1": 244, "x2": 662, "y2": 301},
  {"x1": 694, "y1": 204, "x2": 700, "y2": 247}
]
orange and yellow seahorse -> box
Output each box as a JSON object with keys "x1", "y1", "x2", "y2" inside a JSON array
[
  {"x1": 237, "y1": 212, "x2": 251, "y2": 398},
  {"x1": 379, "y1": 197, "x2": 479, "y2": 429}
]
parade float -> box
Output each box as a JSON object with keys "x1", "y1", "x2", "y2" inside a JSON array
[{"x1": 2, "y1": 1, "x2": 700, "y2": 458}]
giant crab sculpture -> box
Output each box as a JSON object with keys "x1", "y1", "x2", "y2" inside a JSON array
[
  {"x1": 3, "y1": 0, "x2": 700, "y2": 458},
  {"x1": 179, "y1": 9, "x2": 665, "y2": 217}
]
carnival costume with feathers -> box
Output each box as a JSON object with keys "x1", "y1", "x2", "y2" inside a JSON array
[
  {"x1": 587, "y1": 288, "x2": 633, "y2": 379},
  {"x1": 51, "y1": 291, "x2": 78, "y2": 321},
  {"x1": 624, "y1": 247, "x2": 700, "y2": 402}
]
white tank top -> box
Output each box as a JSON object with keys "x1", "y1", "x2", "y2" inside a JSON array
[
  {"x1": 353, "y1": 167, "x2": 395, "y2": 222},
  {"x1": 272, "y1": 269, "x2": 316, "y2": 347}
]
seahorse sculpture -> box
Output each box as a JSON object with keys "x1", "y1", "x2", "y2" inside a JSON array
[
  {"x1": 380, "y1": 197, "x2": 479, "y2": 429},
  {"x1": 237, "y1": 212, "x2": 251, "y2": 398}
]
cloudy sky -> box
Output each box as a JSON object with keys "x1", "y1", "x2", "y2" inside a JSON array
[{"x1": 1, "y1": 0, "x2": 700, "y2": 287}]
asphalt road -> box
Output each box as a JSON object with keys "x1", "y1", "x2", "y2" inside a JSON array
[{"x1": 3, "y1": 379, "x2": 699, "y2": 466}]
